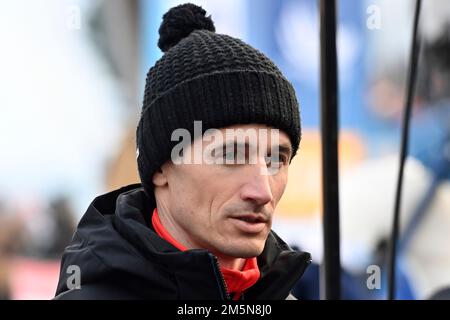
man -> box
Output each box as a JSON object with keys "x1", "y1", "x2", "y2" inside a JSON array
[{"x1": 54, "y1": 3, "x2": 311, "y2": 300}]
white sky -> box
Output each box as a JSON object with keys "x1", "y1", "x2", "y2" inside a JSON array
[{"x1": 0, "y1": 0, "x2": 127, "y2": 215}]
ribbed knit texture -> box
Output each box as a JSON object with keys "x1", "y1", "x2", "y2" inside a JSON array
[{"x1": 136, "y1": 4, "x2": 301, "y2": 198}]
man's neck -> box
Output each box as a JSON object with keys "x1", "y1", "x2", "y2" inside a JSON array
[{"x1": 214, "y1": 253, "x2": 246, "y2": 270}]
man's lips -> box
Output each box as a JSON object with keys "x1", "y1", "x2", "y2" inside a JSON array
[{"x1": 229, "y1": 214, "x2": 269, "y2": 233}]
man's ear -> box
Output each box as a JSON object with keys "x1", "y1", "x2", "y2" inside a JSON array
[{"x1": 152, "y1": 167, "x2": 168, "y2": 187}]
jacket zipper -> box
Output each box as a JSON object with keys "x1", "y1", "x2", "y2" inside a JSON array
[{"x1": 209, "y1": 254, "x2": 231, "y2": 300}]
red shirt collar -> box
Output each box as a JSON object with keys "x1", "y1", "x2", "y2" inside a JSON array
[{"x1": 151, "y1": 208, "x2": 260, "y2": 299}]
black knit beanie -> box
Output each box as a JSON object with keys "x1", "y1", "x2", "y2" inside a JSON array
[{"x1": 136, "y1": 3, "x2": 301, "y2": 198}]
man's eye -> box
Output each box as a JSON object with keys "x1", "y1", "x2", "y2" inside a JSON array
[
  {"x1": 265, "y1": 154, "x2": 287, "y2": 167},
  {"x1": 224, "y1": 152, "x2": 235, "y2": 161},
  {"x1": 224, "y1": 150, "x2": 246, "y2": 163}
]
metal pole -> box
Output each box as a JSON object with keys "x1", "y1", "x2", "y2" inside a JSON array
[
  {"x1": 319, "y1": 0, "x2": 341, "y2": 300},
  {"x1": 387, "y1": 0, "x2": 422, "y2": 300}
]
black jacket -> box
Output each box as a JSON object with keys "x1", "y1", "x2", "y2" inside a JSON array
[{"x1": 54, "y1": 184, "x2": 311, "y2": 300}]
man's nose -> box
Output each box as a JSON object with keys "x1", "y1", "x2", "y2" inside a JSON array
[{"x1": 239, "y1": 162, "x2": 273, "y2": 206}]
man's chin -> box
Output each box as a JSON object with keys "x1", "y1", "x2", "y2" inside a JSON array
[{"x1": 222, "y1": 243, "x2": 265, "y2": 259}]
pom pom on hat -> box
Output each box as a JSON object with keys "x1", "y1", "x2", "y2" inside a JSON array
[{"x1": 158, "y1": 3, "x2": 216, "y2": 52}]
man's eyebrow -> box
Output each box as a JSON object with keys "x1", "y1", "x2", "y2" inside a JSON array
[
  {"x1": 224, "y1": 141, "x2": 246, "y2": 147},
  {"x1": 217, "y1": 140, "x2": 292, "y2": 156},
  {"x1": 216, "y1": 141, "x2": 250, "y2": 151}
]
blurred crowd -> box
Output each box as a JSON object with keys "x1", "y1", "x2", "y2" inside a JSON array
[{"x1": 0, "y1": 196, "x2": 76, "y2": 299}]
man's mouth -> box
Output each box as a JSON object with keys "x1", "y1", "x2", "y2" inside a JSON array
[{"x1": 230, "y1": 214, "x2": 268, "y2": 233}]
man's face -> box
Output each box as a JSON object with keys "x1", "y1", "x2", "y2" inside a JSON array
[{"x1": 153, "y1": 124, "x2": 292, "y2": 259}]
